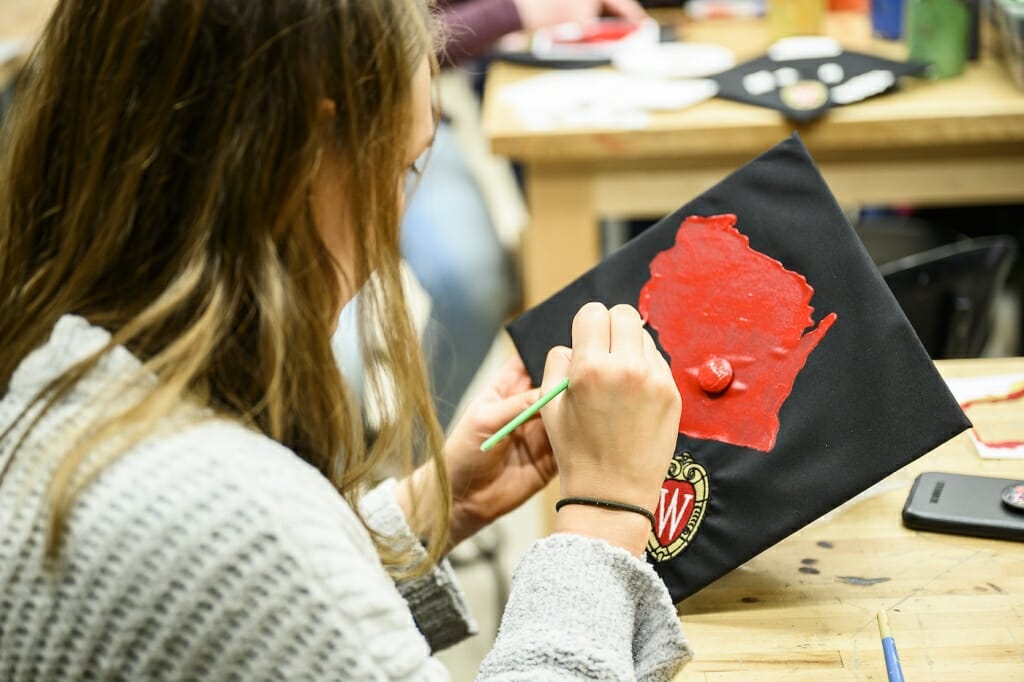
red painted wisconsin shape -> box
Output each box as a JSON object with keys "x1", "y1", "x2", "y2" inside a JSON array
[{"x1": 638, "y1": 214, "x2": 837, "y2": 452}]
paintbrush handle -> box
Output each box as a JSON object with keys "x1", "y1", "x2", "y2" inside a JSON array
[
  {"x1": 876, "y1": 610, "x2": 904, "y2": 682},
  {"x1": 480, "y1": 377, "x2": 569, "y2": 452}
]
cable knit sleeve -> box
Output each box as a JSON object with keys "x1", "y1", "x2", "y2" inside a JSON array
[
  {"x1": 357, "y1": 480, "x2": 692, "y2": 679},
  {"x1": 359, "y1": 479, "x2": 478, "y2": 652},
  {"x1": 479, "y1": 535, "x2": 693, "y2": 681},
  {"x1": 2, "y1": 315, "x2": 691, "y2": 681}
]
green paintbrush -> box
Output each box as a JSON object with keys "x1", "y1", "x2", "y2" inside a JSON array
[{"x1": 480, "y1": 377, "x2": 569, "y2": 452}]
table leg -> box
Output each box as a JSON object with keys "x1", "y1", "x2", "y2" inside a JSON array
[
  {"x1": 522, "y1": 168, "x2": 601, "y2": 307},
  {"x1": 520, "y1": 167, "x2": 603, "y2": 532}
]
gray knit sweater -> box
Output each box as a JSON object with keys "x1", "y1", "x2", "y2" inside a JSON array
[{"x1": 0, "y1": 315, "x2": 691, "y2": 680}]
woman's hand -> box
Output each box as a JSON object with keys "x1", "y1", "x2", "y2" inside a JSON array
[
  {"x1": 395, "y1": 302, "x2": 679, "y2": 556},
  {"x1": 542, "y1": 302, "x2": 681, "y2": 556},
  {"x1": 396, "y1": 355, "x2": 556, "y2": 551},
  {"x1": 444, "y1": 355, "x2": 556, "y2": 547}
]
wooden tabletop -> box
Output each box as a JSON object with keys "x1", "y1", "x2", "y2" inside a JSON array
[
  {"x1": 0, "y1": 0, "x2": 55, "y2": 86},
  {"x1": 674, "y1": 356, "x2": 1024, "y2": 680},
  {"x1": 0, "y1": 0, "x2": 52, "y2": 41},
  {"x1": 483, "y1": 13, "x2": 1024, "y2": 165},
  {"x1": 484, "y1": 11, "x2": 1024, "y2": 308}
]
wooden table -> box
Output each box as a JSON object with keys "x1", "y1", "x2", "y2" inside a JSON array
[
  {"x1": 0, "y1": 0, "x2": 51, "y2": 40},
  {"x1": 673, "y1": 356, "x2": 1024, "y2": 680},
  {"x1": 482, "y1": 14, "x2": 1024, "y2": 306},
  {"x1": 0, "y1": 0, "x2": 54, "y2": 85}
]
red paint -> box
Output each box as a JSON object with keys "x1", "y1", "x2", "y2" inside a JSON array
[
  {"x1": 638, "y1": 214, "x2": 837, "y2": 452},
  {"x1": 654, "y1": 479, "x2": 697, "y2": 548},
  {"x1": 960, "y1": 386, "x2": 1024, "y2": 449},
  {"x1": 558, "y1": 21, "x2": 641, "y2": 44},
  {"x1": 698, "y1": 356, "x2": 734, "y2": 394}
]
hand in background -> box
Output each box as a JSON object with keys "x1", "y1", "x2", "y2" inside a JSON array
[
  {"x1": 542, "y1": 302, "x2": 681, "y2": 555},
  {"x1": 512, "y1": 0, "x2": 647, "y2": 32},
  {"x1": 397, "y1": 354, "x2": 556, "y2": 551}
]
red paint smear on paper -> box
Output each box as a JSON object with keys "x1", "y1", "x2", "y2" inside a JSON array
[
  {"x1": 638, "y1": 214, "x2": 837, "y2": 452},
  {"x1": 960, "y1": 386, "x2": 1024, "y2": 449}
]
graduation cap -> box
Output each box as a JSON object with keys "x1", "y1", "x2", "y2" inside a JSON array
[
  {"x1": 712, "y1": 49, "x2": 927, "y2": 122},
  {"x1": 506, "y1": 134, "x2": 970, "y2": 602}
]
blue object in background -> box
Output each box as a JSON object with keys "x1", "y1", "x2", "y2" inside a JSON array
[{"x1": 872, "y1": 0, "x2": 904, "y2": 38}]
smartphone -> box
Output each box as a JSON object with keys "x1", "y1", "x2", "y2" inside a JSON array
[{"x1": 902, "y1": 472, "x2": 1024, "y2": 542}]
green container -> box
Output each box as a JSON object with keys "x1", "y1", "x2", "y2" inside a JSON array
[{"x1": 907, "y1": 0, "x2": 971, "y2": 77}]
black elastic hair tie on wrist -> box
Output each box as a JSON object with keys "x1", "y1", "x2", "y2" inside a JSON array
[{"x1": 555, "y1": 496, "x2": 656, "y2": 528}]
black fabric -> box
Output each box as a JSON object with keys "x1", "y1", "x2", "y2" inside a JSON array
[
  {"x1": 712, "y1": 51, "x2": 927, "y2": 122},
  {"x1": 489, "y1": 51, "x2": 610, "y2": 69},
  {"x1": 506, "y1": 135, "x2": 970, "y2": 603}
]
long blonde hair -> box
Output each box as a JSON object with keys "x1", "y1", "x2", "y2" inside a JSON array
[{"x1": 0, "y1": 0, "x2": 450, "y2": 572}]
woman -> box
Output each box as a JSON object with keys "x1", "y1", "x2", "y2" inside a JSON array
[{"x1": 0, "y1": 0, "x2": 690, "y2": 679}]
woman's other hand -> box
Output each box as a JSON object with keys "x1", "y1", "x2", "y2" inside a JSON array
[{"x1": 398, "y1": 354, "x2": 556, "y2": 551}]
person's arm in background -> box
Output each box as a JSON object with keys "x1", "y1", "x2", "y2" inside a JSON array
[
  {"x1": 438, "y1": 0, "x2": 647, "y2": 65},
  {"x1": 438, "y1": 0, "x2": 522, "y2": 66}
]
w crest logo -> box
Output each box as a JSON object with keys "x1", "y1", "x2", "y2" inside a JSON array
[
  {"x1": 657, "y1": 486, "x2": 695, "y2": 545},
  {"x1": 648, "y1": 452, "x2": 709, "y2": 562}
]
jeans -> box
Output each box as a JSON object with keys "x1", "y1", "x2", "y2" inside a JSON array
[{"x1": 402, "y1": 122, "x2": 518, "y2": 428}]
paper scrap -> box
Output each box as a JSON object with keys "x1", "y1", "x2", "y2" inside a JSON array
[{"x1": 945, "y1": 372, "x2": 1024, "y2": 459}]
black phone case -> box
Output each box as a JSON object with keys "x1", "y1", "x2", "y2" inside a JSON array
[{"x1": 902, "y1": 472, "x2": 1024, "y2": 542}]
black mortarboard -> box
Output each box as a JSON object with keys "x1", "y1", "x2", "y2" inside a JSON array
[
  {"x1": 712, "y1": 51, "x2": 927, "y2": 122},
  {"x1": 506, "y1": 134, "x2": 970, "y2": 602}
]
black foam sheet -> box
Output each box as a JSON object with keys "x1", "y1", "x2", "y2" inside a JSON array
[{"x1": 712, "y1": 51, "x2": 928, "y2": 122}]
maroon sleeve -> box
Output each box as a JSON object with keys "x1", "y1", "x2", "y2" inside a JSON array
[{"x1": 436, "y1": 0, "x2": 523, "y2": 66}]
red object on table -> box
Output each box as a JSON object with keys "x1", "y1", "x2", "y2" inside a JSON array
[
  {"x1": 555, "y1": 20, "x2": 641, "y2": 44},
  {"x1": 829, "y1": 0, "x2": 869, "y2": 11}
]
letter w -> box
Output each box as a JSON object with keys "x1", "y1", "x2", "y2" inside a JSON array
[{"x1": 658, "y1": 488, "x2": 694, "y2": 539}]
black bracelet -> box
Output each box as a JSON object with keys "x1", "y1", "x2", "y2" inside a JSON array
[{"x1": 555, "y1": 496, "x2": 656, "y2": 528}]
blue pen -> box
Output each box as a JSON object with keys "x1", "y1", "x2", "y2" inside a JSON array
[{"x1": 876, "y1": 609, "x2": 905, "y2": 682}]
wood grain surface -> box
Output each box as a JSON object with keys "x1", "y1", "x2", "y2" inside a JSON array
[{"x1": 673, "y1": 357, "x2": 1024, "y2": 680}]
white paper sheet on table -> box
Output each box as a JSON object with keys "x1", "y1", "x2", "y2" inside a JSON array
[
  {"x1": 499, "y1": 72, "x2": 718, "y2": 130},
  {"x1": 944, "y1": 372, "x2": 1024, "y2": 459}
]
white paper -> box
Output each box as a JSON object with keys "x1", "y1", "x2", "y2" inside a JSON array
[
  {"x1": 944, "y1": 372, "x2": 1024, "y2": 459},
  {"x1": 499, "y1": 72, "x2": 718, "y2": 130}
]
